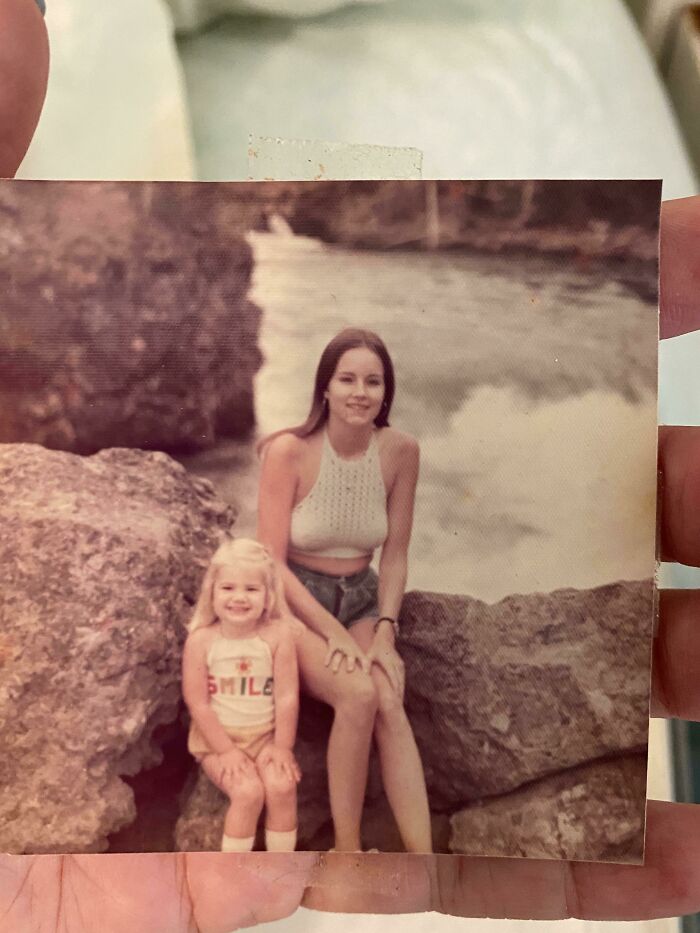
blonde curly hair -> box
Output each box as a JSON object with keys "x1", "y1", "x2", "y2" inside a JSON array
[{"x1": 188, "y1": 538, "x2": 286, "y2": 633}]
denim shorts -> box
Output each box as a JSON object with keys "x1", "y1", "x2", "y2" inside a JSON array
[{"x1": 288, "y1": 561, "x2": 379, "y2": 629}]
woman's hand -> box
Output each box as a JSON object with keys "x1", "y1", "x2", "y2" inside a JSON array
[
  {"x1": 366, "y1": 625, "x2": 405, "y2": 697},
  {"x1": 257, "y1": 744, "x2": 302, "y2": 783},
  {"x1": 324, "y1": 627, "x2": 370, "y2": 674}
]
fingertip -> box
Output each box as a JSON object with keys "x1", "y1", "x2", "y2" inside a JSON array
[
  {"x1": 660, "y1": 196, "x2": 700, "y2": 339},
  {"x1": 0, "y1": 0, "x2": 50, "y2": 176}
]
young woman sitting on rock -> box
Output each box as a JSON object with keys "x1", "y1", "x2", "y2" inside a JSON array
[
  {"x1": 257, "y1": 327, "x2": 432, "y2": 853},
  {"x1": 182, "y1": 537, "x2": 301, "y2": 853}
]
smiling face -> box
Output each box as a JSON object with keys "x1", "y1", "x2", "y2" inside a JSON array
[
  {"x1": 324, "y1": 346, "x2": 386, "y2": 427},
  {"x1": 212, "y1": 562, "x2": 267, "y2": 633}
]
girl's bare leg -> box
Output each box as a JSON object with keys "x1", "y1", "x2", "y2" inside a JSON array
[
  {"x1": 201, "y1": 755, "x2": 265, "y2": 840},
  {"x1": 349, "y1": 619, "x2": 433, "y2": 853},
  {"x1": 257, "y1": 757, "x2": 298, "y2": 833},
  {"x1": 294, "y1": 625, "x2": 378, "y2": 852}
]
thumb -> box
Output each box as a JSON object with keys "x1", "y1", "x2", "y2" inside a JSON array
[{"x1": 0, "y1": 0, "x2": 49, "y2": 177}]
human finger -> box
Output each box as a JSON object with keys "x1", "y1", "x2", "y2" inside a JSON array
[
  {"x1": 187, "y1": 852, "x2": 317, "y2": 932},
  {"x1": 234, "y1": 759, "x2": 251, "y2": 780},
  {"x1": 652, "y1": 589, "x2": 700, "y2": 720},
  {"x1": 0, "y1": 854, "x2": 195, "y2": 932},
  {"x1": 387, "y1": 661, "x2": 401, "y2": 696},
  {"x1": 0, "y1": 0, "x2": 49, "y2": 177},
  {"x1": 344, "y1": 651, "x2": 356, "y2": 673},
  {"x1": 373, "y1": 653, "x2": 401, "y2": 695},
  {"x1": 660, "y1": 196, "x2": 700, "y2": 339},
  {"x1": 283, "y1": 759, "x2": 296, "y2": 783},
  {"x1": 658, "y1": 426, "x2": 700, "y2": 566},
  {"x1": 330, "y1": 650, "x2": 344, "y2": 674},
  {"x1": 303, "y1": 800, "x2": 700, "y2": 920},
  {"x1": 353, "y1": 646, "x2": 371, "y2": 675}
]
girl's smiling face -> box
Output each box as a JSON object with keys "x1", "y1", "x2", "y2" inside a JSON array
[
  {"x1": 325, "y1": 346, "x2": 385, "y2": 427},
  {"x1": 213, "y1": 563, "x2": 267, "y2": 631}
]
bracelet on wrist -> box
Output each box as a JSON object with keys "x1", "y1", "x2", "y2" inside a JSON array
[{"x1": 373, "y1": 615, "x2": 399, "y2": 636}]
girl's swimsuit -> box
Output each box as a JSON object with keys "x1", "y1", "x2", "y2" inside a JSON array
[
  {"x1": 288, "y1": 560, "x2": 379, "y2": 629},
  {"x1": 188, "y1": 632, "x2": 275, "y2": 760}
]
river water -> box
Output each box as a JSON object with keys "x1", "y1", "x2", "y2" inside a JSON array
[{"x1": 181, "y1": 231, "x2": 657, "y2": 603}]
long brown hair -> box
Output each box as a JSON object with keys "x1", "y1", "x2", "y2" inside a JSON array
[{"x1": 258, "y1": 327, "x2": 395, "y2": 453}]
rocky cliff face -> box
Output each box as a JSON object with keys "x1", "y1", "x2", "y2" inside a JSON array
[
  {"x1": 0, "y1": 444, "x2": 233, "y2": 853},
  {"x1": 0, "y1": 182, "x2": 262, "y2": 454},
  {"x1": 280, "y1": 180, "x2": 660, "y2": 267},
  {"x1": 176, "y1": 579, "x2": 653, "y2": 860}
]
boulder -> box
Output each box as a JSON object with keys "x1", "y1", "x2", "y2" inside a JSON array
[
  {"x1": 0, "y1": 443, "x2": 233, "y2": 853},
  {"x1": 400, "y1": 582, "x2": 652, "y2": 809},
  {"x1": 449, "y1": 754, "x2": 647, "y2": 863},
  {"x1": 0, "y1": 182, "x2": 262, "y2": 454},
  {"x1": 176, "y1": 580, "x2": 652, "y2": 854}
]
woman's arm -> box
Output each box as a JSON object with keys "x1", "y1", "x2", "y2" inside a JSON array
[
  {"x1": 270, "y1": 627, "x2": 299, "y2": 750},
  {"x1": 182, "y1": 630, "x2": 236, "y2": 755},
  {"x1": 365, "y1": 435, "x2": 419, "y2": 695},
  {"x1": 376, "y1": 433, "x2": 420, "y2": 641}
]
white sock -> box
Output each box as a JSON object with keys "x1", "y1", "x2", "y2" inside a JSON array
[
  {"x1": 265, "y1": 828, "x2": 297, "y2": 852},
  {"x1": 221, "y1": 833, "x2": 255, "y2": 853}
]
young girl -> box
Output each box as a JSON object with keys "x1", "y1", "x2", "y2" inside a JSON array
[{"x1": 182, "y1": 538, "x2": 301, "y2": 853}]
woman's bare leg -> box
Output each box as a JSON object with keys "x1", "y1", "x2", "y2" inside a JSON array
[
  {"x1": 349, "y1": 619, "x2": 433, "y2": 853},
  {"x1": 294, "y1": 625, "x2": 378, "y2": 852}
]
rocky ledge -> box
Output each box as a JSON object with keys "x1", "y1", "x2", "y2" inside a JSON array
[
  {"x1": 177, "y1": 579, "x2": 653, "y2": 859},
  {"x1": 0, "y1": 443, "x2": 233, "y2": 853}
]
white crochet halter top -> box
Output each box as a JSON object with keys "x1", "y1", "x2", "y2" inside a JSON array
[{"x1": 289, "y1": 429, "x2": 388, "y2": 559}]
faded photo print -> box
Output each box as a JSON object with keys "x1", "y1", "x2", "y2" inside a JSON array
[{"x1": 0, "y1": 180, "x2": 660, "y2": 862}]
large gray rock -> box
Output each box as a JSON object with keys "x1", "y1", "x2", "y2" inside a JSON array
[
  {"x1": 0, "y1": 182, "x2": 262, "y2": 454},
  {"x1": 0, "y1": 444, "x2": 233, "y2": 853},
  {"x1": 449, "y1": 754, "x2": 647, "y2": 863},
  {"x1": 175, "y1": 580, "x2": 652, "y2": 854},
  {"x1": 401, "y1": 582, "x2": 652, "y2": 809}
]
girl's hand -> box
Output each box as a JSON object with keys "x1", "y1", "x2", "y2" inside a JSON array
[
  {"x1": 366, "y1": 627, "x2": 405, "y2": 697},
  {"x1": 258, "y1": 744, "x2": 302, "y2": 783},
  {"x1": 324, "y1": 628, "x2": 370, "y2": 674},
  {"x1": 214, "y1": 747, "x2": 256, "y2": 783}
]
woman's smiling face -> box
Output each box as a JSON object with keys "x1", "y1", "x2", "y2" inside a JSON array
[{"x1": 325, "y1": 346, "x2": 385, "y2": 426}]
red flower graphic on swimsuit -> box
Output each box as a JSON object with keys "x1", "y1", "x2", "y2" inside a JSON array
[{"x1": 235, "y1": 657, "x2": 253, "y2": 675}]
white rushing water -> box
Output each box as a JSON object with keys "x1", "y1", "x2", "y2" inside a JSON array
[{"x1": 182, "y1": 230, "x2": 657, "y2": 603}]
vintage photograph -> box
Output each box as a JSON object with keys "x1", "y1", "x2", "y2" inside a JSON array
[{"x1": 0, "y1": 179, "x2": 660, "y2": 861}]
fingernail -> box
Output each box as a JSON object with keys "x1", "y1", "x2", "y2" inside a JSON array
[{"x1": 35, "y1": 0, "x2": 46, "y2": 13}]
